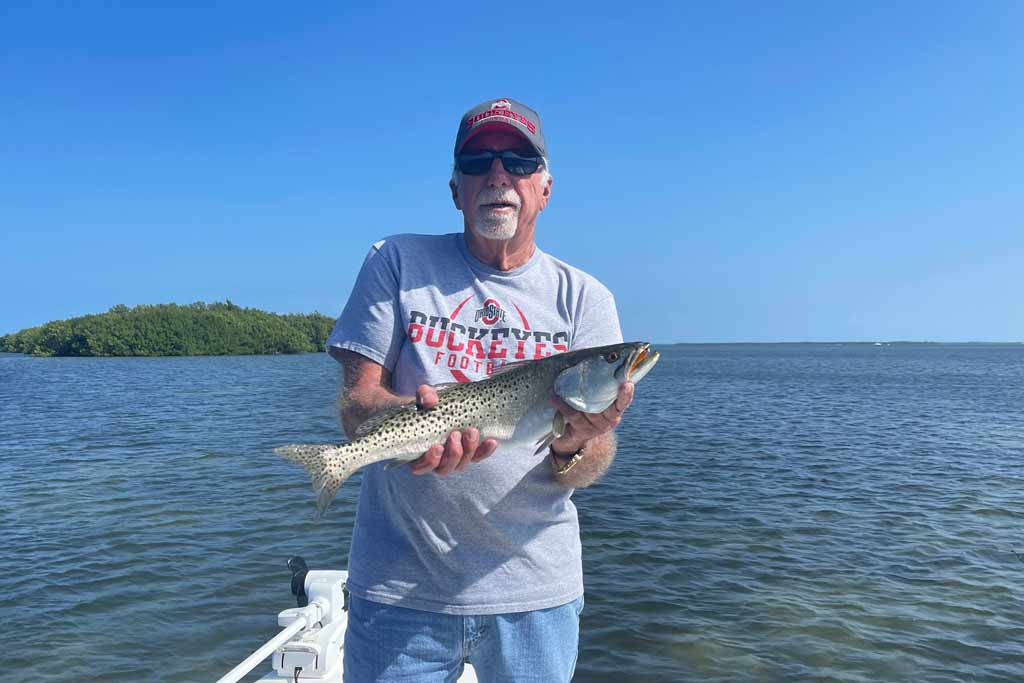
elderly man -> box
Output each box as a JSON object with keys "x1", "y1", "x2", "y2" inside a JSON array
[{"x1": 326, "y1": 97, "x2": 633, "y2": 682}]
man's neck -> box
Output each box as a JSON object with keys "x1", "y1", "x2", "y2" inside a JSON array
[{"x1": 463, "y1": 227, "x2": 536, "y2": 272}]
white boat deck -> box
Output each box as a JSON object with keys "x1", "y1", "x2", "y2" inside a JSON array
[{"x1": 219, "y1": 565, "x2": 478, "y2": 683}]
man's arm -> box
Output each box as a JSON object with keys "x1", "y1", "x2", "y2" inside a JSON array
[
  {"x1": 331, "y1": 346, "x2": 408, "y2": 438},
  {"x1": 330, "y1": 347, "x2": 498, "y2": 475},
  {"x1": 549, "y1": 382, "x2": 634, "y2": 489}
]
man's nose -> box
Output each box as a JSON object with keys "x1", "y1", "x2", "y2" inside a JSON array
[{"x1": 485, "y1": 157, "x2": 511, "y2": 186}]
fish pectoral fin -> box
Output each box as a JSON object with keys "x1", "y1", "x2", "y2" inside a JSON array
[
  {"x1": 533, "y1": 413, "x2": 567, "y2": 455},
  {"x1": 552, "y1": 412, "x2": 566, "y2": 438},
  {"x1": 384, "y1": 453, "x2": 423, "y2": 471},
  {"x1": 534, "y1": 432, "x2": 556, "y2": 455}
]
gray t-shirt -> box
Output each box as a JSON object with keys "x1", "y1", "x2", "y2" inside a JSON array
[{"x1": 327, "y1": 232, "x2": 623, "y2": 615}]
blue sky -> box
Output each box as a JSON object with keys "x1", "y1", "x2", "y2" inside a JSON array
[{"x1": 2, "y1": 2, "x2": 1021, "y2": 343}]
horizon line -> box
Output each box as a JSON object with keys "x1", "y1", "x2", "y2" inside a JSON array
[{"x1": 653, "y1": 340, "x2": 1024, "y2": 346}]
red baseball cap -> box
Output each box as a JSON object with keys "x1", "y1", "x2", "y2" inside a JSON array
[{"x1": 454, "y1": 97, "x2": 547, "y2": 159}]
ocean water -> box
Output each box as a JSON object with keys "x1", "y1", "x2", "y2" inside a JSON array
[{"x1": 1, "y1": 344, "x2": 1022, "y2": 682}]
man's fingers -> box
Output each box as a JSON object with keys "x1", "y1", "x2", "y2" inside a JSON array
[
  {"x1": 411, "y1": 429, "x2": 492, "y2": 475},
  {"x1": 614, "y1": 382, "x2": 635, "y2": 413},
  {"x1": 410, "y1": 444, "x2": 443, "y2": 475},
  {"x1": 580, "y1": 410, "x2": 614, "y2": 434},
  {"x1": 434, "y1": 430, "x2": 464, "y2": 476},
  {"x1": 462, "y1": 427, "x2": 480, "y2": 455},
  {"x1": 557, "y1": 384, "x2": 633, "y2": 440},
  {"x1": 543, "y1": 383, "x2": 635, "y2": 450},
  {"x1": 457, "y1": 428, "x2": 480, "y2": 472},
  {"x1": 473, "y1": 438, "x2": 499, "y2": 462},
  {"x1": 416, "y1": 384, "x2": 439, "y2": 410}
]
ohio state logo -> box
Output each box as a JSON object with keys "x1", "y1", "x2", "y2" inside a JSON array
[
  {"x1": 465, "y1": 100, "x2": 536, "y2": 134},
  {"x1": 474, "y1": 298, "x2": 506, "y2": 325},
  {"x1": 406, "y1": 296, "x2": 568, "y2": 382}
]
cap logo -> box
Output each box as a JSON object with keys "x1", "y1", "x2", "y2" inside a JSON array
[
  {"x1": 465, "y1": 101, "x2": 537, "y2": 135},
  {"x1": 458, "y1": 98, "x2": 542, "y2": 152}
]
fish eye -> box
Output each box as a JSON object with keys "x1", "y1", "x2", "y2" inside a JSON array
[{"x1": 605, "y1": 351, "x2": 620, "y2": 363}]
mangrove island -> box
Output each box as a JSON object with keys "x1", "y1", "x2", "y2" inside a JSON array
[{"x1": 0, "y1": 301, "x2": 335, "y2": 357}]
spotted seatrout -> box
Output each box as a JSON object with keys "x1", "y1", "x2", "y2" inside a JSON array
[{"x1": 276, "y1": 341, "x2": 659, "y2": 518}]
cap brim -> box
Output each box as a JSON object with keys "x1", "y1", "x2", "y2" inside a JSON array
[{"x1": 458, "y1": 122, "x2": 541, "y2": 156}]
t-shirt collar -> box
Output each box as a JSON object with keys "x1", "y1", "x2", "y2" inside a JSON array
[{"x1": 455, "y1": 232, "x2": 543, "y2": 278}]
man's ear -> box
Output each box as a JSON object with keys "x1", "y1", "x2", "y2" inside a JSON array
[
  {"x1": 450, "y1": 180, "x2": 462, "y2": 210},
  {"x1": 539, "y1": 175, "x2": 553, "y2": 211}
]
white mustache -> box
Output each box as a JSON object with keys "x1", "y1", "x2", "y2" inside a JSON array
[{"x1": 477, "y1": 190, "x2": 520, "y2": 209}]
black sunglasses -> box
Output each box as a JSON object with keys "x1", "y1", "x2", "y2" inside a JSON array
[{"x1": 456, "y1": 150, "x2": 543, "y2": 176}]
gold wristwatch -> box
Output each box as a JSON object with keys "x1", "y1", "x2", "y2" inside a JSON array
[{"x1": 549, "y1": 444, "x2": 585, "y2": 475}]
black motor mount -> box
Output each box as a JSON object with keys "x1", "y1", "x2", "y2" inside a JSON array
[{"x1": 288, "y1": 556, "x2": 309, "y2": 607}]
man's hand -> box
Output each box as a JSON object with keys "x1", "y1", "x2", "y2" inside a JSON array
[
  {"x1": 549, "y1": 382, "x2": 634, "y2": 455},
  {"x1": 409, "y1": 384, "x2": 500, "y2": 476}
]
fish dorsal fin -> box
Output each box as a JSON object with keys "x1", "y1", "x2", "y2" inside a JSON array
[
  {"x1": 353, "y1": 401, "x2": 417, "y2": 439},
  {"x1": 485, "y1": 358, "x2": 536, "y2": 379}
]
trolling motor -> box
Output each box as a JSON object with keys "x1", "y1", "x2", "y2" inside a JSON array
[
  {"x1": 289, "y1": 556, "x2": 310, "y2": 607},
  {"x1": 270, "y1": 557, "x2": 348, "y2": 681},
  {"x1": 217, "y1": 557, "x2": 348, "y2": 683}
]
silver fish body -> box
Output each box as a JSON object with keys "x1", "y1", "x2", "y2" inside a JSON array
[{"x1": 276, "y1": 341, "x2": 659, "y2": 518}]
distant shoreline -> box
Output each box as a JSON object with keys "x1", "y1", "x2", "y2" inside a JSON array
[
  {"x1": 3, "y1": 341, "x2": 1021, "y2": 360},
  {"x1": 0, "y1": 302, "x2": 334, "y2": 357},
  {"x1": 659, "y1": 341, "x2": 1024, "y2": 347},
  {"x1": 3, "y1": 303, "x2": 1020, "y2": 357}
]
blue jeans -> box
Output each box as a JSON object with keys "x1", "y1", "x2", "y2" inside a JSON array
[{"x1": 342, "y1": 594, "x2": 585, "y2": 682}]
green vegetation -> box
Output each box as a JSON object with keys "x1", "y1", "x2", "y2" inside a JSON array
[{"x1": 0, "y1": 302, "x2": 335, "y2": 357}]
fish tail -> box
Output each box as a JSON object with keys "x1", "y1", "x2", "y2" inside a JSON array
[{"x1": 274, "y1": 443, "x2": 361, "y2": 520}]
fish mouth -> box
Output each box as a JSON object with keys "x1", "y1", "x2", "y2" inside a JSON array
[{"x1": 626, "y1": 343, "x2": 659, "y2": 382}]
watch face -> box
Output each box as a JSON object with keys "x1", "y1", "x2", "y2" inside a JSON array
[{"x1": 550, "y1": 447, "x2": 583, "y2": 475}]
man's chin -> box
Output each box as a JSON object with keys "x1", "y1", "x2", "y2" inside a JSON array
[{"x1": 471, "y1": 220, "x2": 518, "y2": 241}]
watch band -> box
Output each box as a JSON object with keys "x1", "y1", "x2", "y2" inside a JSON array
[{"x1": 550, "y1": 444, "x2": 585, "y2": 475}]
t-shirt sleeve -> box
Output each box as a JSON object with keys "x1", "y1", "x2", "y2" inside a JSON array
[
  {"x1": 572, "y1": 289, "x2": 624, "y2": 350},
  {"x1": 326, "y1": 241, "x2": 405, "y2": 370}
]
